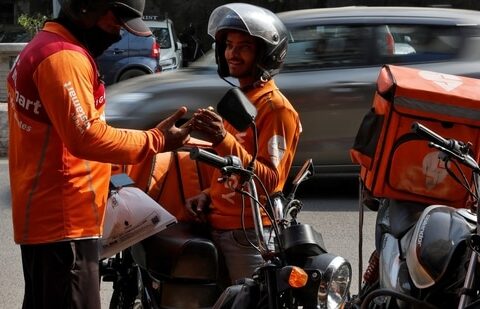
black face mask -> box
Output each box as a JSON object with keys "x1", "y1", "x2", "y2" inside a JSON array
[
  {"x1": 82, "y1": 26, "x2": 122, "y2": 58},
  {"x1": 55, "y1": 14, "x2": 122, "y2": 58}
]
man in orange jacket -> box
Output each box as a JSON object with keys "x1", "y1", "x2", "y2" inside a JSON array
[
  {"x1": 7, "y1": 1, "x2": 190, "y2": 308},
  {"x1": 186, "y1": 3, "x2": 302, "y2": 284}
]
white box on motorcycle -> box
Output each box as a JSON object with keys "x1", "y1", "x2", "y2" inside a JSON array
[
  {"x1": 99, "y1": 173, "x2": 177, "y2": 259},
  {"x1": 350, "y1": 64, "x2": 480, "y2": 208}
]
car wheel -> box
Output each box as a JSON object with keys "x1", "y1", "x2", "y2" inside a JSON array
[{"x1": 118, "y1": 69, "x2": 147, "y2": 82}]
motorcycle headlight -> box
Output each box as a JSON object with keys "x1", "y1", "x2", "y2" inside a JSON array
[{"x1": 312, "y1": 254, "x2": 352, "y2": 309}]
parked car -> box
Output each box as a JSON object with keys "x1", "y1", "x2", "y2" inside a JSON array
[
  {"x1": 105, "y1": 6, "x2": 480, "y2": 176},
  {"x1": 96, "y1": 28, "x2": 161, "y2": 85},
  {"x1": 96, "y1": 17, "x2": 183, "y2": 85},
  {"x1": 145, "y1": 18, "x2": 183, "y2": 71}
]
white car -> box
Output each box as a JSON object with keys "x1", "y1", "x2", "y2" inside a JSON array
[{"x1": 145, "y1": 18, "x2": 183, "y2": 71}]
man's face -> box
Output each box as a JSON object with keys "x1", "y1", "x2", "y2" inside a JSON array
[
  {"x1": 96, "y1": 10, "x2": 122, "y2": 35},
  {"x1": 224, "y1": 31, "x2": 257, "y2": 80}
]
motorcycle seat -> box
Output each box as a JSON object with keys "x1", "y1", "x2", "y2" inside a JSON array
[{"x1": 132, "y1": 222, "x2": 219, "y2": 281}]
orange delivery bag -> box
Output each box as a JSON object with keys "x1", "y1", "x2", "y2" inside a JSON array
[
  {"x1": 112, "y1": 149, "x2": 214, "y2": 222},
  {"x1": 350, "y1": 64, "x2": 480, "y2": 208}
]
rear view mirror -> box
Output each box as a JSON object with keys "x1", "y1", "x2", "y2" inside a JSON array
[
  {"x1": 288, "y1": 159, "x2": 314, "y2": 199},
  {"x1": 292, "y1": 159, "x2": 314, "y2": 187},
  {"x1": 217, "y1": 87, "x2": 257, "y2": 132}
]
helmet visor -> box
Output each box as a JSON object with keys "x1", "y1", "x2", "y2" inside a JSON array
[{"x1": 208, "y1": 3, "x2": 281, "y2": 45}]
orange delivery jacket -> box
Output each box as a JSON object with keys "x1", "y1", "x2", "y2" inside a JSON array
[
  {"x1": 207, "y1": 80, "x2": 302, "y2": 230},
  {"x1": 7, "y1": 22, "x2": 166, "y2": 245}
]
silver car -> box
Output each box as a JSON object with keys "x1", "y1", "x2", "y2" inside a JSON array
[{"x1": 105, "y1": 6, "x2": 480, "y2": 176}]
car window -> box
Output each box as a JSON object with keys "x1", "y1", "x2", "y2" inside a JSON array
[
  {"x1": 283, "y1": 22, "x2": 464, "y2": 71},
  {"x1": 284, "y1": 24, "x2": 371, "y2": 69},
  {"x1": 152, "y1": 28, "x2": 172, "y2": 49},
  {"x1": 376, "y1": 24, "x2": 462, "y2": 63}
]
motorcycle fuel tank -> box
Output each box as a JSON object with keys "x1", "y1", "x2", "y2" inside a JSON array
[{"x1": 406, "y1": 205, "x2": 475, "y2": 288}]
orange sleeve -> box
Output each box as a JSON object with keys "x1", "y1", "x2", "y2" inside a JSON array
[
  {"x1": 34, "y1": 50, "x2": 164, "y2": 164},
  {"x1": 214, "y1": 96, "x2": 301, "y2": 194}
]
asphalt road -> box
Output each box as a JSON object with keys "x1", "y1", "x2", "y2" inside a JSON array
[
  {"x1": 0, "y1": 159, "x2": 115, "y2": 308},
  {"x1": 0, "y1": 158, "x2": 376, "y2": 308}
]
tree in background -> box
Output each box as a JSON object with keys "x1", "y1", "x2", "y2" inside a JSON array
[{"x1": 18, "y1": 13, "x2": 49, "y2": 38}]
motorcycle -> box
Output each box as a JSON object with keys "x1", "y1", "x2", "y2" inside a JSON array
[
  {"x1": 349, "y1": 122, "x2": 480, "y2": 309},
  {"x1": 179, "y1": 23, "x2": 205, "y2": 66},
  {"x1": 101, "y1": 87, "x2": 353, "y2": 309}
]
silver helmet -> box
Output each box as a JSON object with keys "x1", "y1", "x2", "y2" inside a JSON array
[{"x1": 208, "y1": 3, "x2": 288, "y2": 82}]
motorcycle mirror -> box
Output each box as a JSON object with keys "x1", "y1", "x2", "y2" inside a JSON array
[
  {"x1": 288, "y1": 159, "x2": 314, "y2": 198},
  {"x1": 217, "y1": 87, "x2": 257, "y2": 132},
  {"x1": 292, "y1": 159, "x2": 314, "y2": 187}
]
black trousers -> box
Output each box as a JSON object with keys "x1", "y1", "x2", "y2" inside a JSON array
[{"x1": 20, "y1": 239, "x2": 101, "y2": 309}]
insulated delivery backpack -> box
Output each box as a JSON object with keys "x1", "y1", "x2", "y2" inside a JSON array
[
  {"x1": 350, "y1": 65, "x2": 480, "y2": 208},
  {"x1": 112, "y1": 150, "x2": 214, "y2": 222}
]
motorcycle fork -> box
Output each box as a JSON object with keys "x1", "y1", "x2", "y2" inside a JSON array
[
  {"x1": 259, "y1": 264, "x2": 303, "y2": 309},
  {"x1": 458, "y1": 251, "x2": 478, "y2": 308},
  {"x1": 266, "y1": 267, "x2": 281, "y2": 308},
  {"x1": 255, "y1": 264, "x2": 285, "y2": 308}
]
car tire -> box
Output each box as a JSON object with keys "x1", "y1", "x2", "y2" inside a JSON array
[{"x1": 118, "y1": 69, "x2": 147, "y2": 82}]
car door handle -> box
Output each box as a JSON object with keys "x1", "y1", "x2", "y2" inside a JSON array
[{"x1": 113, "y1": 49, "x2": 126, "y2": 55}]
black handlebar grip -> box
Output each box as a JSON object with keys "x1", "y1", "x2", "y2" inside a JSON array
[
  {"x1": 411, "y1": 122, "x2": 451, "y2": 149},
  {"x1": 190, "y1": 147, "x2": 231, "y2": 169}
]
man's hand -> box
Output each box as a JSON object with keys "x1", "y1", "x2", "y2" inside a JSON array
[
  {"x1": 191, "y1": 108, "x2": 226, "y2": 146},
  {"x1": 155, "y1": 107, "x2": 191, "y2": 152},
  {"x1": 185, "y1": 192, "x2": 211, "y2": 223}
]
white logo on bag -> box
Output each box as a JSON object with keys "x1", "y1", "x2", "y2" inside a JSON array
[
  {"x1": 422, "y1": 151, "x2": 449, "y2": 190},
  {"x1": 419, "y1": 70, "x2": 462, "y2": 92}
]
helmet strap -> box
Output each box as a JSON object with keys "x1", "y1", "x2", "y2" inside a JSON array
[
  {"x1": 220, "y1": 76, "x2": 237, "y2": 88},
  {"x1": 256, "y1": 64, "x2": 271, "y2": 83}
]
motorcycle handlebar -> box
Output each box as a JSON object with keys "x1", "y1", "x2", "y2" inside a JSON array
[
  {"x1": 189, "y1": 147, "x2": 268, "y2": 253},
  {"x1": 189, "y1": 147, "x2": 238, "y2": 169},
  {"x1": 411, "y1": 122, "x2": 467, "y2": 155},
  {"x1": 411, "y1": 122, "x2": 452, "y2": 150},
  {"x1": 411, "y1": 122, "x2": 480, "y2": 171}
]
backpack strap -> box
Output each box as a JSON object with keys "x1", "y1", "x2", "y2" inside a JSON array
[
  {"x1": 148, "y1": 152, "x2": 174, "y2": 202},
  {"x1": 173, "y1": 151, "x2": 187, "y2": 205},
  {"x1": 175, "y1": 151, "x2": 204, "y2": 202}
]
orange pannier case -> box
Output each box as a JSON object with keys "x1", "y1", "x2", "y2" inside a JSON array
[
  {"x1": 112, "y1": 150, "x2": 214, "y2": 222},
  {"x1": 350, "y1": 65, "x2": 480, "y2": 208}
]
